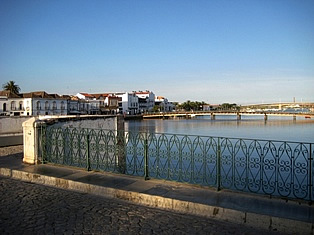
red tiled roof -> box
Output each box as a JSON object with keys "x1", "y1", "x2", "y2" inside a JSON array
[
  {"x1": 135, "y1": 91, "x2": 150, "y2": 95},
  {"x1": 80, "y1": 93, "x2": 95, "y2": 98},
  {"x1": 91, "y1": 93, "x2": 110, "y2": 99}
]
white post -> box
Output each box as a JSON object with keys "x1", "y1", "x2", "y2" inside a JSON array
[
  {"x1": 22, "y1": 117, "x2": 37, "y2": 164},
  {"x1": 22, "y1": 117, "x2": 45, "y2": 164}
]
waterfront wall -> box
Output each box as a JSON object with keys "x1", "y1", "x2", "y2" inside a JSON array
[
  {"x1": 0, "y1": 116, "x2": 31, "y2": 134},
  {"x1": 22, "y1": 115, "x2": 124, "y2": 164},
  {"x1": 0, "y1": 116, "x2": 31, "y2": 147}
]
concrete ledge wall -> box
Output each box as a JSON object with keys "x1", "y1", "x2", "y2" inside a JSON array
[
  {"x1": 0, "y1": 116, "x2": 31, "y2": 134},
  {"x1": 41, "y1": 115, "x2": 120, "y2": 130},
  {"x1": 0, "y1": 134, "x2": 23, "y2": 147},
  {"x1": 23, "y1": 115, "x2": 124, "y2": 164},
  {"x1": 0, "y1": 168, "x2": 312, "y2": 235}
]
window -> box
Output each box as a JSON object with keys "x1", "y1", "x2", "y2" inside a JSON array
[
  {"x1": 3, "y1": 103, "x2": 6, "y2": 112},
  {"x1": 53, "y1": 101, "x2": 57, "y2": 110},
  {"x1": 26, "y1": 101, "x2": 30, "y2": 111},
  {"x1": 11, "y1": 101, "x2": 16, "y2": 110},
  {"x1": 61, "y1": 101, "x2": 65, "y2": 110},
  {"x1": 19, "y1": 101, "x2": 23, "y2": 110},
  {"x1": 45, "y1": 101, "x2": 49, "y2": 110},
  {"x1": 36, "y1": 101, "x2": 41, "y2": 110}
]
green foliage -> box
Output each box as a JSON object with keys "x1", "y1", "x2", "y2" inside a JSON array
[
  {"x1": 219, "y1": 103, "x2": 240, "y2": 111},
  {"x1": 152, "y1": 105, "x2": 160, "y2": 112},
  {"x1": 2, "y1": 81, "x2": 21, "y2": 94},
  {"x1": 177, "y1": 100, "x2": 207, "y2": 111},
  {"x1": 177, "y1": 101, "x2": 240, "y2": 112}
]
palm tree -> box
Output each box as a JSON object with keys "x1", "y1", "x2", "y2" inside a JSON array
[{"x1": 2, "y1": 81, "x2": 21, "y2": 94}]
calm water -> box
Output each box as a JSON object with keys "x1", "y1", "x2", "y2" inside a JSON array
[{"x1": 125, "y1": 115, "x2": 314, "y2": 143}]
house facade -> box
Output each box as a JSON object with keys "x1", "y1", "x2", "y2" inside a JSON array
[
  {"x1": 0, "y1": 91, "x2": 68, "y2": 116},
  {"x1": 135, "y1": 91, "x2": 155, "y2": 113},
  {"x1": 0, "y1": 91, "x2": 25, "y2": 116},
  {"x1": 1, "y1": 89, "x2": 171, "y2": 116},
  {"x1": 92, "y1": 94, "x2": 119, "y2": 114},
  {"x1": 75, "y1": 93, "x2": 119, "y2": 114},
  {"x1": 75, "y1": 93, "x2": 100, "y2": 114},
  {"x1": 115, "y1": 92, "x2": 139, "y2": 115},
  {"x1": 23, "y1": 92, "x2": 68, "y2": 116},
  {"x1": 155, "y1": 96, "x2": 175, "y2": 112}
]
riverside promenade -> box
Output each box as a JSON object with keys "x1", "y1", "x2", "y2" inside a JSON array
[{"x1": 0, "y1": 146, "x2": 313, "y2": 234}]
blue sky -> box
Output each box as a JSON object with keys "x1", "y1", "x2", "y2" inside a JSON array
[{"x1": 0, "y1": 0, "x2": 313, "y2": 104}]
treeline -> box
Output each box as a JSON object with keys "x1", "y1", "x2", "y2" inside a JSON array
[
  {"x1": 176, "y1": 100, "x2": 207, "y2": 111},
  {"x1": 219, "y1": 103, "x2": 240, "y2": 111},
  {"x1": 175, "y1": 101, "x2": 240, "y2": 111}
]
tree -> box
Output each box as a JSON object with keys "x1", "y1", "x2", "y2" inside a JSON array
[
  {"x1": 152, "y1": 105, "x2": 160, "y2": 113},
  {"x1": 2, "y1": 81, "x2": 21, "y2": 94},
  {"x1": 220, "y1": 103, "x2": 240, "y2": 111},
  {"x1": 179, "y1": 100, "x2": 208, "y2": 111}
]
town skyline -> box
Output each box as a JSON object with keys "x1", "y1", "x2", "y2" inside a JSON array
[
  {"x1": 1, "y1": 1, "x2": 313, "y2": 104},
  {"x1": 2, "y1": 81, "x2": 313, "y2": 105},
  {"x1": 2, "y1": 80, "x2": 311, "y2": 106}
]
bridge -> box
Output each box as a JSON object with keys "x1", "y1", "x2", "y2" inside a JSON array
[
  {"x1": 240, "y1": 102, "x2": 314, "y2": 110},
  {"x1": 143, "y1": 111, "x2": 314, "y2": 120}
]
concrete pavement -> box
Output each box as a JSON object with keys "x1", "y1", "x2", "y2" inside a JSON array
[{"x1": 0, "y1": 147, "x2": 313, "y2": 234}]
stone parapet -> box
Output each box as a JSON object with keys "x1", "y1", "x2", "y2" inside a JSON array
[{"x1": 22, "y1": 115, "x2": 124, "y2": 165}]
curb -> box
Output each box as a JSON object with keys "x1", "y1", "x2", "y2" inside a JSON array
[{"x1": 0, "y1": 167, "x2": 313, "y2": 235}]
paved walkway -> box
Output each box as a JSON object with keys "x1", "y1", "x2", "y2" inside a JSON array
[
  {"x1": 0, "y1": 176, "x2": 281, "y2": 235},
  {"x1": 0, "y1": 146, "x2": 313, "y2": 234}
]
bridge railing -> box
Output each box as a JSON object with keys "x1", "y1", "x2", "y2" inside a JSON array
[{"x1": 39, "y1": 126, "x2": 314, "y2": 202}]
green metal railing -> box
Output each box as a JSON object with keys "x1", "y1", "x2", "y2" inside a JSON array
[{"x1": 40, "y1": 126, "x2": 314, "y2": 202}]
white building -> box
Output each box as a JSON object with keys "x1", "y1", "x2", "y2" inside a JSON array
[
  {"x1": 0, "y1": 91, "x2": 68, "y2": 116},
  {"x1": 115, "y1": 92, "x2": 139, "y2": 115},
  {"x1": 75, "y1": 93, "x2": 100, "y2": 114},
  {"x1": 67, "y1": 96, "x2": 89, "y2": 115},
  {"x1": 23, "y1": 92, "x2": 68, "y2": 116},
  {"x1": 0, "y1": 91, "x2": 25, "y2": 116},
  {"x1": 135, "y1": 91, "x2": 155, "y2": 113},
  {"x1": 92, "y1": 94, "x2": 119, "y2": 114},
  {"x1": 155, "y1": 96, "x2": 175, "y2": 112}
]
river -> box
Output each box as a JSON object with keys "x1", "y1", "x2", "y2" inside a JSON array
[{"x1": 125, "y1": 115, "x2": 314, "y2": 143}]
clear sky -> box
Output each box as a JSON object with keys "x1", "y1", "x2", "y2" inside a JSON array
[{"x1": 0, "y1": 0, "x2": 313, "y2": 104}]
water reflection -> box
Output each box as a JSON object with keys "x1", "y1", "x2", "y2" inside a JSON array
[{"x1": 125, "y1": 117, "x2": 314, "y2": 143}]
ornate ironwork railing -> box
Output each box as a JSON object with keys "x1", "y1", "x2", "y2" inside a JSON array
[{"x1": 40, "y1": 126, "x2": 314, "y2": 202}]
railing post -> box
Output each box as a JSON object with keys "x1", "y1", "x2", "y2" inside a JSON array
[
  {"x1": 23, "y1": 118, "x2": 46, "y2": 164},
  {"x1": 86, "y1": 133, "x2": 91, "y2": 171},
  {"x1": 217, "y1": 138, "x2": 221, "y2": 191},
  {"x1": 116, "y1": 130, "x2": 126, "y2": 174},
  {"x1": 116, "y1": 116, "x2": 126, "y2": 174},
  {"x1": 39, "y1": 124, "x2": 46, "y2": 164},
  {"x1": 62, "y1": 129, "x2": 67, "y2": 165},
  {"x1": 144, "y1": 132, "x2": 150, "y2": 180}
]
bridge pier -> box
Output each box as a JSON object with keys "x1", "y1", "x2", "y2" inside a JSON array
[
  {"x1": 237, "y1": 113, "x2": 241, "y2": 120},
  {"x1": 264, "y1": 114, "x2": 268, "y2": 121}
]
